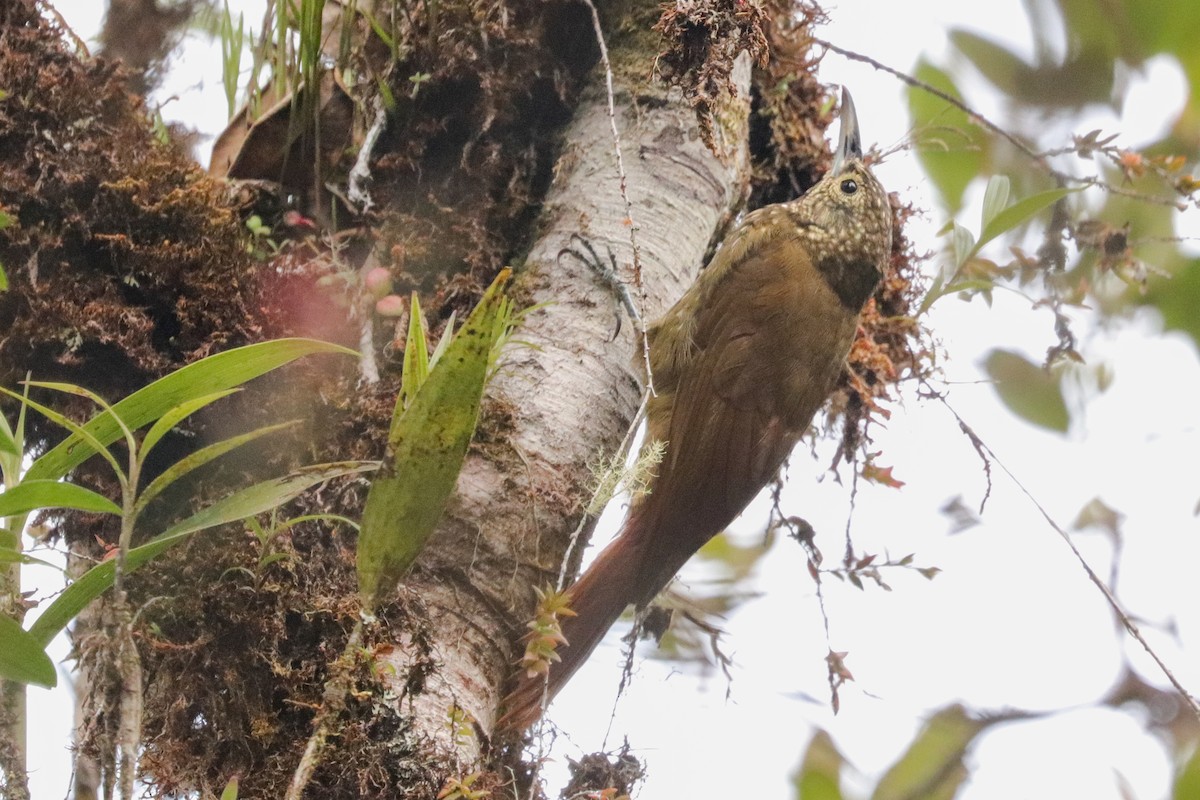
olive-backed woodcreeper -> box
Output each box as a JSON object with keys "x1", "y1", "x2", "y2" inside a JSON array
[{"x1": 499, "y1": 88, "x2": 893, "y2": 731}]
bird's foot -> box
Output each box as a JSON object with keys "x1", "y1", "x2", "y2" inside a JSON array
[{"x1": 557, "y1": 234, "x2": 641, "y2": 339}]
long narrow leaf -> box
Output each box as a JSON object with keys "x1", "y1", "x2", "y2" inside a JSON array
[
  {"x1": 399, "y1": 292, "x2": 429, "y2": 409},
  {"x1": 979, "y1": 174, "x2": 1010, "y2": 231},
  {"x1": 870, "y1": 705, "x2": 990, "y2": 800},
  {"x1": 133, "y1": 421, "x2": 300, "y2": 517},
  {"x1": 427, "y1": 310, "x2": 457, "y2": 370},
  {"x1": 972, "y1": 187, "x2": 1076, "y2": 259},
  {"x1": 0, "y1": 615, "x2": 56, "y2": 687},
  {"x1": 0, "y1": 411, "x2": 17, "y2": 456},
  {"x1": 951, "y1": 222, "x2": 976, "y2": 268},
  {"x1": 0, "y1": 388, "x2": 126, "y2": 482},
  {"x1": 28, "y1": 461, "x2": 375, "y2": 646},
  {"x1": 0, "y1": 479, "x2": 122, "y2": 518},
  {"x1": 141, "y1": 389, "x2": 241, "y2": 457},
  {"x1": 358, "y1": 269, "x2": 513, "y2": 605},
  {"x1": 27, "y1": 338, "x2": 357, "y2": 482},
  {"x1": 0, "y1": 548, "x2": 60, "y2": 570}
]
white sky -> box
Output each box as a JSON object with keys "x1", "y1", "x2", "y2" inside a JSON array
[{"x1": 24, "y1": 2, "x2": 1200, "y2": 799}]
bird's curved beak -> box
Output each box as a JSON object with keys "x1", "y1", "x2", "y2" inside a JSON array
[{"x1": 831, "y1": 86, "x2": 863, "y2": 174}]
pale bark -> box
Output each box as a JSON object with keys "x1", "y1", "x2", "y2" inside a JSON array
[{"x1": 385, "y1": 39, "x2": 755, "y2": 766}]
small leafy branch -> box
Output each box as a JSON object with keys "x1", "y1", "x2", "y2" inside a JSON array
[
  {"x1": 517, "y1": 587, "x2": 577, "y2": 680},
  {"x1": 0, "y1": 338, "x2": 367, "y2": 800}
]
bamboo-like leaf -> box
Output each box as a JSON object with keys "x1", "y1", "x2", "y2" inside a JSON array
[
  {"x1": 0, "y1": 547, "x2": 60, "y2": 569},
  {"x1": 0, "y1": 388, "x2": 126, "y2": 483},
  {"x1": 28, "y1": 461, "x2": 375, "y2": 647},
  {"x1": 907, "y1": 60, "x2": 988, "y2": 214},
  {"x1": 871, "y1": 705, "x2": 989, "y2": 800},
  {"x1": 790, "y1": 731, "x2": 845, "y2": 800},
  {"x1": 428, "y1": 310, "x2": 457, "y2": 370},
  {"x1": 979, "y1": 174, "x2": 1010, "y2": 230},
  {"x1": 973, "y1": 187, "x2": 1075, "y2": 257},
  {"x1": 1175, "y1": 741, "x2": 1200, "y2": 800},
  {"x1": 951, "y1": 222, "x2": 976, "y2": 268},
  {"x1": 141, "y1": 389, "x2": 241, "y2": 457},
  {"x1": 400, "y1": 292, "x2": 429, "y2": 409},
  {"x1": 0, "y1": 479, "x2": 122, "y2": 518},
  {"x1": 26, "y1": 338, "x2": 356, "y2": 482},
  {"x1": 0, "y1": 614, "x2": 56, "y2": 687},
  {"x1": 357, "y1": 269, "x2": 513, "y2": 606},
  {"x1": 133, "y1": 421, "x2": 300, "y2": 517},
  {"x1": 983, "y1": 349, "x2": 1070, "y2": 433},
  {"x1": 0, "y1": 412, "x2": 17, "y2": 456}
]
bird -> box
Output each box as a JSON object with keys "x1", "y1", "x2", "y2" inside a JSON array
[{"x1": 498, "y1": 87, "x2": 893, "y2": 732}]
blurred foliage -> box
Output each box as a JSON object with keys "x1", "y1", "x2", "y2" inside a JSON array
[
  {"x1": 909, "y1": 0, "x2": 1200, "y2": 433},
  {"x1": 791, "y1": 706, "x2": 996, "y2": 800},
  {"x1": 851, "y1": 1, "x2": 1200, "y2": 797}
]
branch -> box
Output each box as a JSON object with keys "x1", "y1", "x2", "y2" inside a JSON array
[
  {"x1": 814, "y1": 38, "x2": 1188, "y2": 210},
  {"x1": 935, "y1": 392, "x2": 1200, "y2": 722}
]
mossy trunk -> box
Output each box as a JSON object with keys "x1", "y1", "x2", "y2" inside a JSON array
[{"x1": 0, "y1": 0, "x2": 841, "y2": 797}]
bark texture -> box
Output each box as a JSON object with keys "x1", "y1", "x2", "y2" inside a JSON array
[{"x1": 391, "y1": 45, "x2": 755, "y2": 759}]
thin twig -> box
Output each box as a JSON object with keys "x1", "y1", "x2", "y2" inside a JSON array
[
  {"x1": 556, "y1": 394, "x2": 649, "y2": 592},
  {"x1": 37, "y1": 0, "x2": 90, "y2": 56},
  {"x1": 937, "y1": 395, "x2": 1200, "y2": 722},
  {"x1": 581, "y1": 0, "x2": 656, "y2": 397},
  {"x1": 814, "y1": 38, "x2": 1187, "y2": 210},
  {"x1": 285, "y1": 618, "x2": 365, "y2": 800}
]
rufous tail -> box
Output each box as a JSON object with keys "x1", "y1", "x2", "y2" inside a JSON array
[{"x1": 496, "y1": 525, "x2": 646, "y2": 733}]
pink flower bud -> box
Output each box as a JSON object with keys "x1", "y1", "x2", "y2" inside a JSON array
[{"x1": 374, "y1": 294, "x2": 406, "y2": 317}]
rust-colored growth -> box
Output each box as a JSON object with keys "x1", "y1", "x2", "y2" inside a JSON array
[
  {"x1": 0, "y1": 0, "x2": 255, "y2": 412},
  {"x1": 749, "y1": 1, "x2": 834, "y2": 203},
  {"x1": 832, "y1": 195, "x2": 934, "y2": 466},
  {"x1": 654, "y1": 0, "x2": 771, "y2": 151}
]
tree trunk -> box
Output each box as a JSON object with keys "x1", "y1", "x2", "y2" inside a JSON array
[
  {"x1": 0, "y1": 0, "x2": 833, "y2": 796},
  {"x1": 394, "y1": 43, "x2": 754, "y2": 759}
]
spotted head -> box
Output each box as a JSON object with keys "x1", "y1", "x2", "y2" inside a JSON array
[{"x1": 794, "y1": 87, "x2": 893, "y2": 308}]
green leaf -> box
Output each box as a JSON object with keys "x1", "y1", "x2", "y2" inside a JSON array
[
  {"x1": 948, "y1": 30, "x2": 1031, "y2": 97},
  {"x1": 907, "y1": 59, "x2": 988, "y2": 213},
  {"x1": 1175, "y1": 743, "x2": 1200, "y2": 800},
  {"x1": 1144, "y1": 257, "x2": 1200, "y2": 348},
  {"x1": 28, "y1": 461, "x2": 375, "y2": 647},
  {"x1": 428, "y1": 310, "x2": 457, "y2": 370},
  {"x1": 358, "y1": 269, "x2": 513, "y2": 605},
  {"x1": 982, "y1": 349, "x2": 1069, "y2": 433},
  {"x1": 400, "y1": 292, "x2": 429, "y2": 410},
  {"x1": 951, "y1": 223, "x2": 976, "y2": 268},
  {"x1": 26, "y1": 338, "x2": 357, "y2": 482},
  {"x1": 790, "y1": 730, "x2": 844, "y2": 800},
  {"x1": 133, "y1": 421, "x2": 300, "y2": 517},
  {"x1": 0, "y1": 263, "x2": 7, "y2": 292},
  {"x1": 0, "y1": 479, "x2": 122, "y2": 517},
  {"x1": 0, "y1": 387, "x2": 126, "y2": 482},
  {"x1": 0, "y1": 415, "x2": 20, "y2": 456},
  {"x1": 141, "y1": 389, "x2": 241, "y2": 457},
  {"x1": 973, "y1": 187, "x2": 1075, "y2": 259},
  {"x1": 0, "y1": 547, "x2": 60, "y2": 569},
  {"x1": 871, "y1": 705, "x2": 988, "y2": 800},
  {"x1": 980, "y1": 174, "x2": 1010, "y2": 231},
  {"x1": 220, "y1": 776, "x2": 240, "y2": 800},
  {"x1": 0, "y1": 615, "x2": 56, "y2": 687}
]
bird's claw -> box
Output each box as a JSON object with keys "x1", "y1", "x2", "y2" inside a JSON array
[{"x1": 557, "y1": 234, "x2": 641, "y2": 340}]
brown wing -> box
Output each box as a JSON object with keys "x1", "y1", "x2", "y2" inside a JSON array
[{"x1": 629, "y1": 233, "x2": 857, "y2": 600}]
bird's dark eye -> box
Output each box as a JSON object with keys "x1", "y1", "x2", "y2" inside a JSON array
[{"x1": 841, "y1": 178, "x2": 858, "y2": 195}]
